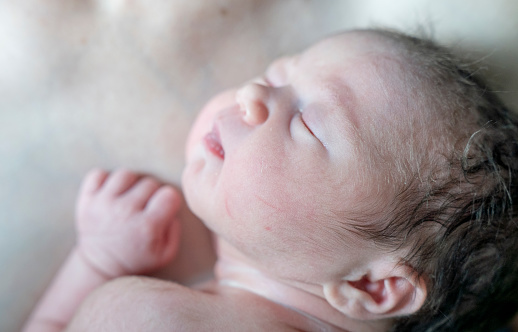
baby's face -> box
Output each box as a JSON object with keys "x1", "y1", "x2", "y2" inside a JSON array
[{"x1": 182, "y1": 32, "x2": 412, "y2": 281}]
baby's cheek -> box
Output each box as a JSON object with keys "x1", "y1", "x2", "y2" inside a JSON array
[{"x1": 231, "y1": 176, "x2": 313, "y2": 232}]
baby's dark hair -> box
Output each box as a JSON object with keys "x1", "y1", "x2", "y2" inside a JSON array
[{"x1": 355, "y1": 29, "x2": 518, "y2": 331}]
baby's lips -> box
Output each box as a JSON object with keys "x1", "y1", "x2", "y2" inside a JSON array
[{"x1": 203, "y1": 125, "x2": 225, "y2": 159}]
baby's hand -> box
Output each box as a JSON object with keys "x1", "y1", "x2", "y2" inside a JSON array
[{"x1": 75, "y1": 169, "x2": 182, "y2": 278}]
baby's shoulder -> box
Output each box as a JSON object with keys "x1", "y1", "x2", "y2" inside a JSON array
[{"x1": 66, "y1": 276, "x2": 300, "y2": 331}]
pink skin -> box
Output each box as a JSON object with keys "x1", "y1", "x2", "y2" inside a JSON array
[
  {"x1": 23, "y1": 169, "x2": 183, "y2": 332},
  {"x1": 76, "y1": 169, "x2": 182, "y2": 277},
  {"x1": 182, "y1": 32, "x2": 411, "y2": 283},
  {"x1": 24, "y1": 32, "x2": 428, "y2": 332}
]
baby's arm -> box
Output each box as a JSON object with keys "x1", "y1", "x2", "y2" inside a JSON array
[{"x1": 23, "y1": 169, "x2": 181, "y2": 332}]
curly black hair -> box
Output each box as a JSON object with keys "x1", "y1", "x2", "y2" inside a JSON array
[{"x1": 352, "y1": 29, "x2": 518, "y2": 332}]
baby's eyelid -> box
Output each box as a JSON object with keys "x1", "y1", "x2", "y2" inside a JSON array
[
  {"x1": 299, "y1": 109, "x2": 327, "y2": 149},
  {"x1": 299, "y1": 111, "x2": 316, "y2": 137}
]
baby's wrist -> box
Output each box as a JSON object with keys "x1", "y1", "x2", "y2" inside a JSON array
[{"x1": 73, "y1": 246, "x2": 124, "y2": 280}]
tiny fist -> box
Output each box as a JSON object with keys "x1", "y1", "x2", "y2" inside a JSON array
[{"x1": 74, "y1": 169, "x2": 183, "y2": 276}]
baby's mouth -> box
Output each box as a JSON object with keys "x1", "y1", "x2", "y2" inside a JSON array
[{"x1": 203, "y1": 125, "x2": 225, "y2": 159}]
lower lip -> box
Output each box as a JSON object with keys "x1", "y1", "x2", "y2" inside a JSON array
[{"x1": 203, "y1": 127, "x2": 225, "y2": 159}]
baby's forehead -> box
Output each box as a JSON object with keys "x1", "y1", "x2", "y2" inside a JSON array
[
  {"x1": 293, "y1": 33, "x2": 413, "y2": 106},
  {"x1": 267, "y1": 32, "x2": 397, "y2": 75},
  {"x1": 268, "y1": 33, "x2": 409, "y2": 101},
  {"x1": 301, "y1": 31, "x2": 402, "y2": 66},
  {"x1": 305, "y1": 34, "x2": 414, "y2": 108}
]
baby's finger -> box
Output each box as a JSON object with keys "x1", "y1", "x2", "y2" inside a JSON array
[
  {"x1": 144, "y1": 185, "x2": 181, "y2": 220},
  {"x1": 80, "y1": 168, "x2": 109, "y2": 195},
  {"x1": 102, "y1": 169, "x2": 140, "y2": 196},
  {"x1": 123, "y1": 177, "x2": 161, "y2": 209},
  {"x1": 160, "y1": 215, "x2": 182, "y2": 263}
]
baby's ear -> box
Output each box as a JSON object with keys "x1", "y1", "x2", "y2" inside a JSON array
[{"x1": 323, "y1": 263, "x2": 426, "y2": 320}]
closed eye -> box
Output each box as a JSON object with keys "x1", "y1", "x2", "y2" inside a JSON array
[
  {"x1": 299, "y1": 110, "x2": 327, "y2": 149},
  {"x1": 300, "y1": 113, "x2": 316, "y2": 136}
]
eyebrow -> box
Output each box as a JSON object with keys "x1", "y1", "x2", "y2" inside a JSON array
[
  {"x1": 325, "y1": 76, "x2": 360, "y2": 130},
  {"x1": 319, "y1": 76, "x2": 364, "y2": 155}
]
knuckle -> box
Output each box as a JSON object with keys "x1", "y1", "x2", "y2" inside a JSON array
[
  {"x1": 82, "y1": 168, "x2": 106, "y2": 187},
  {"x1": 113, "y1": 168, "x2": 135, "y2": 179}
]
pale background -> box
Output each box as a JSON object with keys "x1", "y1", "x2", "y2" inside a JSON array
[{"x1": 1, "y1": 1, "x2": 517, "y2": 331}]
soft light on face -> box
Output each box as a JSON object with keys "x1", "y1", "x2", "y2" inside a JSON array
[{"x1": 182, "y1": 32, "x2": 417, "y2": 281}]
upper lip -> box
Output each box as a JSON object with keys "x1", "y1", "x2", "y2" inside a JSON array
[
  {"x1": 212, "y1": 105, "x2": 237, "y2": 152},
  {"x1": 211, "y1": 102, "x2": 250, "y2": 158},
  {"x1": 207, "y1": 122, "x2": 225, "y2": 159}
]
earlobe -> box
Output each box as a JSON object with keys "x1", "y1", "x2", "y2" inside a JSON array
[{"x1": 323, "y1": 266, "x2": 427, "y2": 320}]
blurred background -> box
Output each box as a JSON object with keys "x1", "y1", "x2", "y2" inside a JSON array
[{"x1": 1, "y1": 1, "x2": 517, "y2": 331}]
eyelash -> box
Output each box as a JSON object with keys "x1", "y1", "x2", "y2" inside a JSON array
[{"x1": 299, "y1": 111, "x2": 315, "y2": 136}]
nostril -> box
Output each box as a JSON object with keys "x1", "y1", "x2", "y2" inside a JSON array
[{"x1": 236, "y1": 83, "x2": 269, "y2": 125}]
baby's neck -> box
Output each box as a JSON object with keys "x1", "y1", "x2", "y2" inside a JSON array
[{"x1": 212, "y1": 238, "x2": 392, "y2": 332}]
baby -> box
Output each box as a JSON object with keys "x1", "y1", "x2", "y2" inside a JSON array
[{"x1": 24, "y1": 29, "x2": 518, "y2": 332}]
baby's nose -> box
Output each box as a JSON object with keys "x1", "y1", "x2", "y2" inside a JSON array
[{"x1": 236, "y1": 83, "x2": 269, "y2": 126}]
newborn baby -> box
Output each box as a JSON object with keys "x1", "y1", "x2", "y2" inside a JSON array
[{"x1": 24, "y1": 29, "x2": 518, "y2": 332}]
